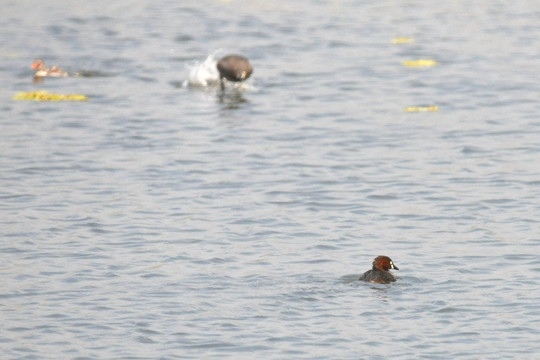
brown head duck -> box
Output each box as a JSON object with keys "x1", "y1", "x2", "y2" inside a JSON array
[
  {"x1": 31, "y1": 59, "x2": 68, "y2": 78},
  {"x1": 216, "y1": 54, "x2": 253, "y2": 89},
  {"x1": 359, "y1": 255, "x2": 399, "y2": 284}
]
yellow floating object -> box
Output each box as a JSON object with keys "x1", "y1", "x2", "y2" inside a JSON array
[
  {"x1": 14, "y1": 91, "x2": 88, "y2": 101},
  {"x1": 402, "y1": 59, "x2": 438, "y2": 67},
  {"x1": 405, "y1": 106, "x2": 439, "y2": 112},
  {"x1": 392, "y1": 37, "x2": 415, "y2": 44}
]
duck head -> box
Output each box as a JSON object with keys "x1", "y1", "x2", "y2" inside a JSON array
[
  {"x1": 31, "y1": 59, "x2": 46, "y2": 71},
  {"x1": 216, "y1": 54, "x2": 253, "y2": 82},
  {"x1": 373, "y1": 255, "x2": 399, "y2": 271}
]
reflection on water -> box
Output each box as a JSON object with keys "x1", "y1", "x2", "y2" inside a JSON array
[{"x1": 217, "y1": 90, "x2": 249, "y2": 109}]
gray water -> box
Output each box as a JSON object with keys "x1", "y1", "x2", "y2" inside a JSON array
[{"x1": 1, "y1": 1, "x2": 540, "y2": 359}]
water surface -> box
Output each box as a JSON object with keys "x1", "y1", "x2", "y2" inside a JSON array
[{"x1": 1, "y1": 1, "x2": 540, "y2": 359}]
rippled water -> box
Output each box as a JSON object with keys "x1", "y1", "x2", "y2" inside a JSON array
[{"x1": 1, "y1": 1, "x2": 540, "y2": 359}]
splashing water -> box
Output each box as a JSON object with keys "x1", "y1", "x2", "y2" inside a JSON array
[
  {"x1": 183, "y1": 53, "x2": 220, "y2": 88},
  {"x1": 182, "y1": 52, "x2": 255, "y2": 91}
]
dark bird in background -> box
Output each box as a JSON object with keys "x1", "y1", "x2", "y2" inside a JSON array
[{"x1": 216, "y1": 55, "x2": 253, "y2": 90}]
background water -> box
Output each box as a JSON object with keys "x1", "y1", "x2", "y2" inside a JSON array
[{"x1": 1, "y1": 1, "x2": 540, "y2": 359}]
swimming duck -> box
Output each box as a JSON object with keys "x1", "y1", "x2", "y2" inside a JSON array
[
  {"x1": 359, "y1": 255, "x2": 399, "y2": 284},
  {"x1": 31, "y1": 59, "x2": 68, "y2": 78},
  {"x1": 216, "y1": 54, "x2": 253, "y2": 89}
]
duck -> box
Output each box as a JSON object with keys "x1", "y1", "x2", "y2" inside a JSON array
[
  {"x1": 359, "y1": 255, "x2": 399, "y2": 284},
  {"x1": 216, "y1": 54, "x2": 253, "y2": 89},
  {"x1": 31, "y1": 59, "x2": 68, "y2": 78}
]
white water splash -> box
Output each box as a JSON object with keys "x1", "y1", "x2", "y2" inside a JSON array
[
  {"x1": 183, "y1": 53, "x2": 220, "y2": 88},
  {"x1": 182, "y1": 52, "x2": 255, "y2": 91}
]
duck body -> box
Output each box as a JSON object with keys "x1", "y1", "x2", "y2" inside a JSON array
[
  {"x1": 359, "y1": 255, "x2": 399, "y2": 284},
  {"x1": 31, "y1": 59, "x2": 68, "y2": 78},
  {"x1": 216, "y1": 55, "x2": 253, "y2": 89}
]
